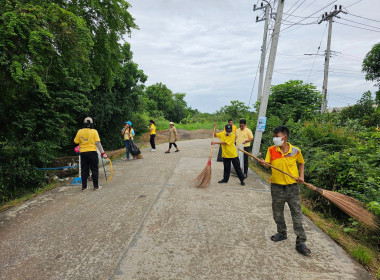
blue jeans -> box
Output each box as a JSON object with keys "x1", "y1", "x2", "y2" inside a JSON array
[{"x1": 124, "y1": 140, "x2": 130, "y2": 159}]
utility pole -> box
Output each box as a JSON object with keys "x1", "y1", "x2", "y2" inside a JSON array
[
  {"x1": 254, "y1": 1, "x2": 273, "y2": 102},
  {"x1": 252, "y1": 0, "x2": 285, "y2": 157},
  {"x1": 318, "y1": 5, "x2": 346, "y2": 113}
]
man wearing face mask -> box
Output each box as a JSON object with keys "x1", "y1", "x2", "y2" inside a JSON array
[
  {"x1": 259, "y1": 126, "x2": 311, "y2": 256},
  {"x1": 211, "y1": 123, "x2": 245, "y2": 186}
]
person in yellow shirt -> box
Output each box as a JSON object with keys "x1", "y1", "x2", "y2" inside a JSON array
[
  {"x1": 147, "y1": 120, "x2": 156, "y2": 151},
  {"x1": 211, "y1": 123, "x2": 245, "y2": 186},
  {"x1": 259, "y1": 126, "x2": 310, "y2": 256},
  {"x1": 235, "y1": 119, "x2": 254, "y2": 178},
  {"x1": 218, "y1": 119, "x2": 237, "y2": 162},
  {"x1": 74, "y1": 117, "x2": 107, "y2": 191},
  {"x1": 121, "y1": 121, "x2": 135, "y2": 160}
]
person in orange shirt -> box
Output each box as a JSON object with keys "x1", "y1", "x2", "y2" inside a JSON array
[
  {"x1": 259, "y1": 126, "x2": 310, "y2": 256},
  {"x1": 74, "y1": 117, "x2": 107, "y2": 191}
]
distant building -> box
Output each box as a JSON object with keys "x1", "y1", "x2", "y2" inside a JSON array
[{"x1": 328, "y1": 107, "x2": 345, "y2": 113}]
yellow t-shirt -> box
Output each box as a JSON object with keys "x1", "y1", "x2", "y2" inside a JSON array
[
  {"x1": 74, "y1": 128, "x2": 101, "y2": 153},
  {"x1": 235, "y1": 128, "x2": 254, "y2": 147},
  {"x1": 150, "y1": 124, "x2": 156, "y2": 135},
  {"x1": 123, "y1": 128, "x2": 134, "y2": 140},
  {"x1": 265, "y1": 143, "x2": 305, "y2": 185},
  {"x1": 216, "y1": 132, "x2": 238, "y2": 158}
]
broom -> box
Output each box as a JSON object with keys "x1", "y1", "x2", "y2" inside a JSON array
[
  {"x1": 194, "y1": 124, "x2": 217, "y2": 188},
  {"x1": 238, "y1": 148, "x2": 379, "y2": 230}
]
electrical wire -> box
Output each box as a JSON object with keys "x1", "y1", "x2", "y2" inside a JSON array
[
  {"x1": 307, "y1": 21, "x2": 328, "y2": 83},
  {"x1": 339, "y1": 17, "x2": 380, "y2": 30},
  {"x1": 283, "y1": 0, "x2": 306, "y2": 22},
  {"x1": 335, "y1": 21, "x2": 380, "y2": 33},
  {"x1": 346, "y1": 12, "x2": 380, "y2": 23},
  {"x1": 276, "y1": 0, "x2": 338, "y2": 35},
  {"x1": 345, "y1": 0, "x2": 363, "y2": 9},
  {"x1": 282, "y1": 12, "x2": 318, "y2": 19},
  {"x1": 248, "y1": 32, "x2": 273, "y2": 107}
]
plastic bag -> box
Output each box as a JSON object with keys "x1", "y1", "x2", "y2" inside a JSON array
[{"x1": 129, "y1": 140, "x2": 141, "y2": 156}]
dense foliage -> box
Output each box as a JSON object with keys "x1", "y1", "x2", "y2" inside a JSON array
[{"x1": 0, "y1": 0, "x2": 193, "y2": 202}]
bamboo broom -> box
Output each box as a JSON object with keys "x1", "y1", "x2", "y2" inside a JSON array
[
  {"x1": 238, "y1": 148, "x2": 379, "y2": 230},
  {"x1": 194, "y1": 125, "x2": 217, "y2": 188}
]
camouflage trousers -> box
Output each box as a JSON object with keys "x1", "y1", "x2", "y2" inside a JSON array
[{"x1": 271, "y1": 183, "x2": 307, "y2": 244}]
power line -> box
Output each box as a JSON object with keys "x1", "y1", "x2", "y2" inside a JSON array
[
  {"x1": 282, "y1": 12, "x2": 318, "y2": 19},
  {"x1": 283, "y1": 0, "x2": 307, "y2": 22},
  {"x1": 346, "y1": 12, "x2": 380, "y2": 23},
  {"x1": 346, "y1": 0, "x2": 363, "y2": 9},
  {"x1": 307, "y1": 21, "x2": 328, "y2": 83},
  {"x1": 276, "y1": 0, "x2": 338, "y2": 34},
  {"x1": 339, "y1": 17, "x2": 380, "y2": 30},
  {"x1": 335, "y1": 21, "x2": 380, "y2": 33}
]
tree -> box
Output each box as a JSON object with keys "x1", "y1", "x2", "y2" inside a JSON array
[
  {"x1": 218, "y1": 100, "x2": 250, "y2": 120},
  {"x1": 266, "y1": 80, "x2": 322, "y2": 123},
  {"x1": 340, "y1": 91, "x2": 378, "y2": 127},
  {"x1": 362, "y1": 43, "x2": 380, "y2": 87}
]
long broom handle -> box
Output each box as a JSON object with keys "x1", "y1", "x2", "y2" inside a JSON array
[
  {"x1": 102, "y1": 158, "x2": 108, "y2": 182},
  {"x1": 238, "y1": 148, "x2": 321, "y2": 193},
  {"x1": 208, "y1": 125, "x2": 217, "y2": 160}
]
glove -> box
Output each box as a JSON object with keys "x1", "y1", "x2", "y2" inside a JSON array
[{"x1": 101, "y1": 153, "x2": 108, "y2": 158}]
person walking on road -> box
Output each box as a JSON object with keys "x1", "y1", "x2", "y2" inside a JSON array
[
  {"x1": 235, "y1": 119, "x2": 254, "y2": 178},
  {"x1": 212, "y1": 123, "x2": 245, "y2": 186},
  {"x1": 121, "y1": 121, "x2": 135, "y2": 160},
  {"x1": 259, "y1": 126, "x2": 311, "y2": 256},
  {"x1": 148, "y1": 120, "x2": 156, "y2": 151},
  {"x1": 166, "y1": 122, "x2": 180, "y2": 153},
  {"x1": 74, "y1": 117, "x2": 107, "y2": 191}
]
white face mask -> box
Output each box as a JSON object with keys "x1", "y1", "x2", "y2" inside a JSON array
[{"x1": 273, "y1": 137, "x2": 284, "y2": 146}]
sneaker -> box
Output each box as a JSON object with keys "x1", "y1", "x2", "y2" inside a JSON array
[
  {"x1": 165, "y1": 151, "x2": 170, "y2": 153},
  {"x1": 94, "y1": 186, "x2": 102, "y2": 191},
  {"x1": 151, "y1": 149, "x2": 156, "y2": 152},
  {"x1": 218, "y1": 180, "x2": 228, "y2": 184},
  {"x1": 241, "y1": 181, "x2": 246, "y2": 186},
  {"x1": 82, "y1": 186, "x2": 90, "y2": 191},
  {"x1": 175, "y1": 150, "x2": 180, "y2": 152}
]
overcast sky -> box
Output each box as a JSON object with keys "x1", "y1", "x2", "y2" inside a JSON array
[{"x1": 124, "y1": 0, "x2": 380, "y2": 113}]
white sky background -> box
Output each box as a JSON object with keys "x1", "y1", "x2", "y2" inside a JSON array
[{"x1": 125, "y1": 0, "x2": 380, "y2": 113}]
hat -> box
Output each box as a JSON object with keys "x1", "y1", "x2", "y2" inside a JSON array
[
  {"x1": 84, "y1": 117, "x2": 93, "y2": 124},
  {"x1": 125, "y1": 121, "x2": 132, "y2": 126},
  {"x1": 169, "y1": 122, "x2": 174, "y2": 125},
  {"x1": 225, "y1": 124, "x2": 232, "y2": 133}
]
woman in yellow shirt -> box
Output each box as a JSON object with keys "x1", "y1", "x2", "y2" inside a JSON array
[
  {"x1": 121, "y1": 121, "x2": 135, "y2": 160},
  {"x1": 147, "y1": 120, "x2": 156, "y2": 151}
]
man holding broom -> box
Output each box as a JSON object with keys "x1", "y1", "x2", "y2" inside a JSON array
[
  {"x1": 211, "y1": 123, "x2": 245, "y2": 186},
  {"x1": 259, "y1": 126, "x2": 311, "y2": 255}
]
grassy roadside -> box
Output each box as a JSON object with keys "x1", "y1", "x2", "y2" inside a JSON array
[
  {"x1": 249, "y1": 160, "x2": 380, "y2": 279},
  {"x1": 0, "y1": 181, "x2": 63, "y2": 213}
]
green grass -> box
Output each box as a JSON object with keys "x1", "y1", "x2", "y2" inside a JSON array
[
  {"x1": 0, "y1": 181, "x2": 61, "y2": 212},
  {"x1": 175, "y1": 122, "x2": 226, "y2": 131},
  {"x1": 351, "y1": 245, "x2": 374, "y2": 265}
]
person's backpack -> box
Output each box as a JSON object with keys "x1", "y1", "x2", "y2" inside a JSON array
[{"x1": 129, "y1": 139, "x2": 141, "y2": 156}]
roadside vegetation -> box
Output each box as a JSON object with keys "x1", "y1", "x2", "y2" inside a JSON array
[{"x1": 0, "y1": 1, "x2": 379, "y2": 275}]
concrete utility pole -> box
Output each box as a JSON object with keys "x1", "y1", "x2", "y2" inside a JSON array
[
  {"x1": 319, "y1": 5, "x2": 346, "y2": 113},
  {"x1": 253, "y1": 1, "x2": 273, "y2": 102},
  {"x1": 252, "y1": 0, "x2": 285, "y2": 157}
]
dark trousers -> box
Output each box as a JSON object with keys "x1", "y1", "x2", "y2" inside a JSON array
[
  {"x1": 124, "y1": 140, "x2": 130, "y2": 159},
  {"x1": 169, "y1": 142, "x2": 177, "y2": 149},
  {"x1": 150, "y1": 134, "x2": 156, "y2": 149},
  {"x1": 271, "y1": 183, "x2": 307, "y2": 245},
  {"x1": 243, "y1": 146, "x2": 250, "y2": 176},
  {"x1": 80, "y1": 151, "x2": 99, "y2": 189},
  {"x1": 223, "y1": 157, "x2": 245, "y2": 182}
]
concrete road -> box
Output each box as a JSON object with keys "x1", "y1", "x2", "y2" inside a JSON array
[{"x1": 0, "y1": 139, "x2": 372, "y2": 280}]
